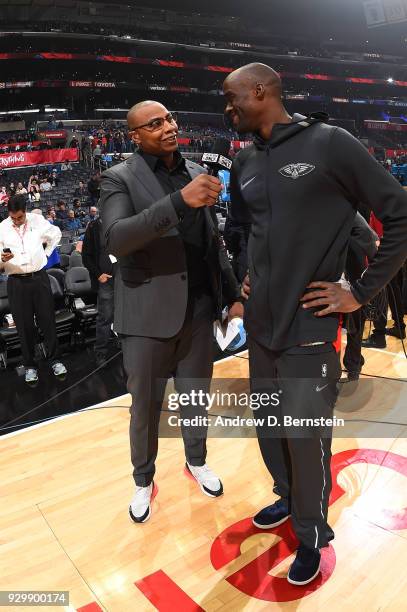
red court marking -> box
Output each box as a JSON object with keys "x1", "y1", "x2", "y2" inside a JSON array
[
  {"x1": 136, "y1": 449, "x2": 407, "y2": 606},
  {"x1": 210, "y1": 448, "x2": 407, "y2": 601},
  {"x1": 330, "y1": 449, "x2": 407, "y2": 530},
  {"x1": 135, "y1": 570, "x2": 204, "y2": 611},
  {"x1": 210, "y1": 518, "x2": 335, "y2": 602},
  {"x1": 77, "y1": 603, "x2": 103, "y2": 612}
]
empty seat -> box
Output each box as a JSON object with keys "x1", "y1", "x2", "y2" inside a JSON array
[
  {"x1": 48, "y1": 275, "x2": 76, "y2": 344},
  {"x1": 47, "y1": 268, "x2": 66, "y2": 292},
  {"x1": 59, "y1": 254, "x2": 70, "y2": 270},
  {"x1": 59, "y1": 242, "x2": 75, "y2": 255},
  {"x1": 0, "y1": 281, "x2": 20, "y2": 368},
  {"x1": 64, "y1": 267, "x2": 97, "y2": 341},
  {"x1": 69, "y1": 251, "x2": 83, "y2": 267}
]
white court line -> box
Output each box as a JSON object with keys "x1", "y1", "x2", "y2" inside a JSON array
[
  {"x1": 362, "y1": 346, "x2": 406, "y2": 359},
  {"x1": 0, "y1": 350, "x2": 249, "y2": 440},
  {"x1": 0, "y1": 393, "x2": 130, "y2": 440},
  {"x1": 342, "y1": 337, "x2": 406, "y2": 359}
]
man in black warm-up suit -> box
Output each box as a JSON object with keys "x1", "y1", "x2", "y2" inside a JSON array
[
  {"x1": 222, "y1": 62, "x2": 407, "y2": 586},
  {"x1": 99, "y1": 100, "x2": 242, "y2": 524}
]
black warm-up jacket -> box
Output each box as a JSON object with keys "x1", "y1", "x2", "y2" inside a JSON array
[{"x1": 229, "y1": 113, "x2": 407, "y2": 351}]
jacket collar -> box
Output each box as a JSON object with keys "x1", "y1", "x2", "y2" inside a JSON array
[
  {"x1": 253, "y1": 112, "x2": 329, "y2": 151},
  {"x1": 124, "y1": 152, "x2": 210, "y2": 236},
  {"x1": 125, "y1": 151, "x2": 201, "y2": 200}
]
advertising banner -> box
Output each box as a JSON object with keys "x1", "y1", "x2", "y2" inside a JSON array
[{"x1": 0, "y1": 148, "x2": 78, "y2": 169}]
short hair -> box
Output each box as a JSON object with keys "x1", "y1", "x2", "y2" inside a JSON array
[
  {"x1": 8, "y1": 194, "x2": 26, "y2": 213},
  {"x1": 127, "y1": 100, "x2": 161, "y2": 126}
]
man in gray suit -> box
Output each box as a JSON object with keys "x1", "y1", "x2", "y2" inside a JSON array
[{"x1": 100, "y1": 100, "x2": 243, "y2": 523}]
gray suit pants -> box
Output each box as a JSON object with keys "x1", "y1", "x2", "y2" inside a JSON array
[{"x1": 121, "y1": 289, "x2": 214, "y2": 486}]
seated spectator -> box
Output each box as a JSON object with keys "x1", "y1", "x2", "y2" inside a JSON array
[
  {"x1": 0, "y1": 186, "x2": 8, "y2": 205},
  {"x1": 64, "y1": 209, "x2": 82, "y2": 232},
  {"x1": 72, "y1": 198, "x2": 86, "y2": 221},
  {"x1": 15, "y1": 182, "x2": 27, "y2": 195},
  {"x1": 55, "y1": 200, "x2": 68, "y2": 222},
  {"x1": 40, "y1": 178, "x2": 52, "y2": 192},
  {"x1": 28, "y1": 186, "x2": 41, "y2": 203},
  {"x1": 75, "y1": 180, "x2": 87, "y2": 199},
  {"x1": 46, "y1": 210, "x2": 56, "y2": 224},
  {"x1": 50, "y1": 171, "x2": 59, "y2": 187},
  {"x1": 84, "y1": 206, "x2": 99, "y2": 226},
  {"x1": 28, "y1": 179, "x2": 38, "y2": 192},
  {"x1": 61, "y1": 160, "x2": 72, "y2": 171},
  {"x1": 28, "y1": 174, "x2": 40, "y2": 189}
]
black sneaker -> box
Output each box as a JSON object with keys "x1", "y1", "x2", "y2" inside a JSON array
[
  {"x1": 287, "y1": 544, "x2": 321, "y2": 586},
  {"x1": 362, "y1": 334, "x2": 386, "y2": 349},
  {"x1": 252, "y1": 498, "x2": 290, "y2": 529},
  {"x1": 385, "y1": 326, "x2": 406, "y2": 340}
]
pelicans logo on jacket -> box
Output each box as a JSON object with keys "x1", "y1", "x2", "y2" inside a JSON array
[{"x1": 279, "y1": 163, "x2": 315, "y2": 180}]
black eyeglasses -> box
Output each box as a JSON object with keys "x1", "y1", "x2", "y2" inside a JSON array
[{"x1": 129, "y1": 112, "x2": 178, "y2": 133}]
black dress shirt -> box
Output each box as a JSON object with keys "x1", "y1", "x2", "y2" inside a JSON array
[{"x1": 139, "y1": 149, "x2": 210, "y2": 290}]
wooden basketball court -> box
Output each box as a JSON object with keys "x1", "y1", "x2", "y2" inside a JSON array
[{"x1": 1, "y1": 336, "x2": 406, "y2": 611}]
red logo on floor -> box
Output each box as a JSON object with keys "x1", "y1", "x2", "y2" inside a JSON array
[{"x1": 80, "y1": 448, "x2": 407, "y2": 609}]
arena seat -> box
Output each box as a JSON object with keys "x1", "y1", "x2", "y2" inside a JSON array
[
  {"x1": 64, "y1": 267, "x2": 97, "y2": 342},
  {"x1": 0, "y1": 281, "x2": 20, "y2": 369}
]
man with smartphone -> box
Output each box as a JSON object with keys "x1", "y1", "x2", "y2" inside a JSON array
[{"x1": 0, "y1": 195, "x2": 67, "y2": 383}]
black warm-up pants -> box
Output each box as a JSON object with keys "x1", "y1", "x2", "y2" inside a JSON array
[
  {"x1": 7, "y1": 270, "x2": 58, "y2": 368},
  {"x1": 343, "y1": 308, "x2": 365, "y2": 374},
  {"x1": 248, "y1": 336, "x2": 341, "y2": 549},
  {"x1": 373, "y1": 270, "x2": 405, "y2": 335}
]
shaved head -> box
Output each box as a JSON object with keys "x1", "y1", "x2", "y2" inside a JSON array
[
  {"x1": 224, "y1": 63, "x2": 282, "y2": 98},
  {"x1": 223, "y1": 62, "x2": 290, "y2": 137},
  {"x1": 127, "y1": 100, "x2": 166, "y2": 128}
]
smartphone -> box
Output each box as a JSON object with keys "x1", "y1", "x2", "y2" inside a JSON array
[{"x1": 2, "y1": 248, "x2": 11, "y2": 253}]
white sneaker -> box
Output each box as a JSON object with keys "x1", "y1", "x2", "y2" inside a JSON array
[
  {"x1": 51, "y1": 361, "x2": 67, "y2": 376},
  {"x1": 185, "y1": 463, "x2": 223, "y2": 497},
  {"x1": 25, "y1": 368, "x2": 38, "y2": 383},
  {"x1": 129, "y1": 482, "x2": 158, "y2": 523}
]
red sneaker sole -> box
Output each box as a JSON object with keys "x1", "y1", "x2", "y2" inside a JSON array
[{"x1": 183, "y1": 466, "x2": 196, "y2": 483}]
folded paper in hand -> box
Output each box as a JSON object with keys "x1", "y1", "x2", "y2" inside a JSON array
[{"x1": 214, "y1": 316, "x2": 246, "y2": 351}]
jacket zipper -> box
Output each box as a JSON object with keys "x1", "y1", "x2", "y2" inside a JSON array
[{"x1": 265, "y1": 145, "x2": 273, "y2": 345}]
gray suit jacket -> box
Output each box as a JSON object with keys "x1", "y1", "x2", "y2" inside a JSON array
[{"x1": 99, "y1": 152, "x2": 240, "y2": 337}]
